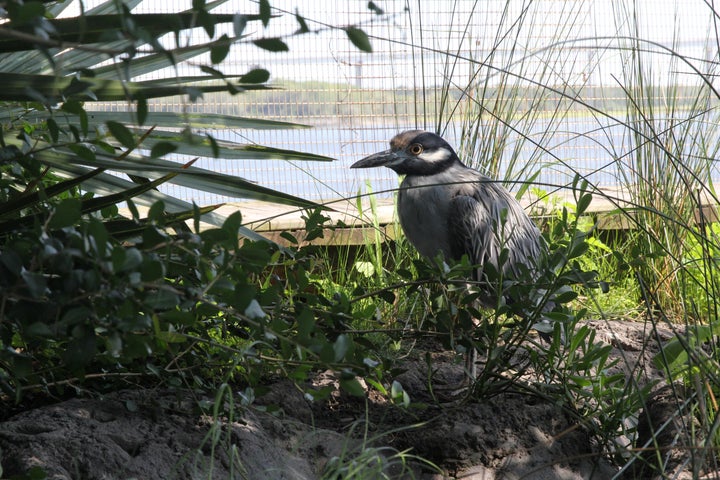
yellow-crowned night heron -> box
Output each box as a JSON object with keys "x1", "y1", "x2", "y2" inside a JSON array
[{"x1": 351, "y1": 130, "x2": 550, "y2": 378}]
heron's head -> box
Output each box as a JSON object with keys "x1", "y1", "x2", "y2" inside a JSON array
[{"x1": 350, "y1": 130, "x2": 460, "y2": 176}]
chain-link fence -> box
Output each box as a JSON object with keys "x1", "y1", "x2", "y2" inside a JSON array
[{"x1": 90, "y1": 1, "x2": 719, "y2": 205}]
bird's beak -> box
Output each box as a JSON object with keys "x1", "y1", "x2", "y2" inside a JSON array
[{"x1": 350, "y1": 149, "x2": 399, "y2": 169}]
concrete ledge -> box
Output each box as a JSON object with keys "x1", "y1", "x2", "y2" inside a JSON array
[
  {"x1": 123, "y1": 186, "x2": 720, "y2": 245},
  {"x1": 230, "y1": 186, "x2": 720, "y2": 245}
]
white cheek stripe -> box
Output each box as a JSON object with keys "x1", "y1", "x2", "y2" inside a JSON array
[{"x1": 419, "y1": 147, "x2": 451, "y2": 163}]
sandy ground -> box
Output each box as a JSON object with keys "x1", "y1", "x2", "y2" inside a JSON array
[{"x1": 0, "y1": 320, "x2": 708, "y2": 479}]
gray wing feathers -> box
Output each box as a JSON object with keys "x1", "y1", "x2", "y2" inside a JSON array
[{"x1": 447, "y1": 183, "x2": 543, "y2": 281}]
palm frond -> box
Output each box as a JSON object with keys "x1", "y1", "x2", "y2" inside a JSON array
[{"x1": 0, "y1": 0, "x2": 333, "y2": 239}]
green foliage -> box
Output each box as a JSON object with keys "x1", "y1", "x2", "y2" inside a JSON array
[
  {"x1": 344, "y1": 27, "x2": 372, "y2": 53},
  {"x1": 678, "y1": 223, "x2": 720, "y2": 321},
  {"x1": 320, "y1": 413, "x2": 441, "y2": 479},
  {"x1": 323, "y1": 445, "x2": 434, "y2": 479},
  {"x1": 0, "y1": 200, "x2": 393, "y2": 402},
  {"x1": 530, "y1": 186, "x2": 642, "y2": 318},
  {"x1": 8, "y1": 1, "x2": 720, "y2": 477},
  {"x1": 0, "y1": 0, "x2": 334, "y2": 237},
  {"x1": 0, "y1": 0, "x2": 380, "y2": 407}
]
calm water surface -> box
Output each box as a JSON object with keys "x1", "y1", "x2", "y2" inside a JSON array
[{"x1": 157, "y1": 120, "x2": 719, "y2": 206}]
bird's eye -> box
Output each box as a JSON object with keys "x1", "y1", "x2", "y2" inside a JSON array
[{"x1": 408, "y1": 144, "x2": 423, "y2": 155}]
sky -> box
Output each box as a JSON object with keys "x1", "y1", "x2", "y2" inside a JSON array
[{"x1": 63, "y1": 0, "x2": 720, "y2": 88}]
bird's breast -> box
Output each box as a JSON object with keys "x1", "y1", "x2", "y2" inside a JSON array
[{"x1": 397, "y1": 175, "x2": 454, "y2": 260}]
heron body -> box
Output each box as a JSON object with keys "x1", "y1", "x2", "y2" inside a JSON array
[
  {"x1": 351, "y1": 130, "x2": 545, "y2": 297},
  {"x1": 351, "y1": 130, "x2": 555, "y2": 381}
]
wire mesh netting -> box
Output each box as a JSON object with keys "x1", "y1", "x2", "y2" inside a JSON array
[{"x1": 87, "y1": 1, "x2": 720, "y2": 205}]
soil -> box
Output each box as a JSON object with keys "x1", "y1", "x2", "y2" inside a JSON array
[{"x1": 0, "y1": 320, "x2": 707, "y2": 479}]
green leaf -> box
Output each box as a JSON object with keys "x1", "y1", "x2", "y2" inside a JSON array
[
  {"x1": 23, "y1": 466, "x2": 48, "y2": 480},
  {"x1": 554, "y1": 289, "x2": 578, "y2": 304},
  {"x1": 1, "y1": 250, "x2": 22, "y2": 276},
  {"x1": 150, "y1": 141, "x2": 177, "y2": 158},
  {"x1": 333, "y1": 334, "x2": 351, "y2": 362},
  {"x1": 78, "y1": 170, "x2": 182, "y2": 216},
  {"x1": 576, "y1": 193, "x2": 593, "y2": 216},
  {"x1": 63, "y1": 324, "x2": 97, "y2": 370},
  {"x1": 142, "y1": 225, "x2": 168, "y2": 247},
  {"x1": 25, "y1": 322, "x2": 54, "y2": 339},
  {"x1": 113, "y1": 247, "x2": 143, "y2": 272},
  {"x1": 0, "y1": 73, "x2": 265, "y2": 103},
  {"x1": 568, "y1": 240, "x2": 589, "y2": 259},
  {"x1": 42, "y1": 110, "x2": 310, "y2": 131},
  {"x1": 60, "y1": 307, "x2": 93, "y2": 329},
  {"x1": 148, "y1": 201, "x2": 166, "y2": 222},
  {"x1": 197, "y1": 8, "x2": 215, "y2": 37},
  {"x1": 49, "y1": 198, "x2": 82, "y2": 229},
  {"x1": 64, "y1": 77, "x2": 96, "y2": 99},
  {"x1": 379, "y1": 290, "x2": 395, "y2": 303},
  {"x1": 67, "y1": 144, "x2": 97, "y2": 162},
  {"x1": 390, "y1": 380, "x2": 410, "y2": 407},
  {"x1": 239, "y1": 68, "x2": 270, "y2": 84},
  {"x1": 259, "y1": 0, "x2": 271, "y2": 27},
  {"x1": 354, "y1": 261, "x2": 375, "y2": 278},
  {"x1": 279, "y1": 231, "x2": 298, "y2": 244},
  {"x1": 8, "y1": 1, "x2": 46, "y2": 26},
  {"x1": 47, "y1": 118, "x2": 60, "y2": 143},
  {"x1": 60, "y1": 100, "x2": 84, "y2": 115},
  {"x1": 294, "y1": 9, "x2": 309, "y2": 33},
  {"x1": 10, "y1": 354, "x2": 33, "y2": 380},
  {"x1": 252, "y1": 38, "x2": 289, "y2": 52},
  {"x1": 145, "y1": 289, "x2": 180, "y2": 310},
  {"x1": 221, "y1": 211, "x2": 242, "y2": 236},
  {"x1": 345, "y1": 27, "x2": 372, "y2": 52},
  {"x1": 21, "y1": 271, "x2": 47, "y2": 298},
  {"x1": 297, "y1": 309, "x2": 315, "y2": 342},
  {"x1": 141, "y1": 259, "x2": 165, "y2": 281},
  {"x1": 92, "y1": 45, "x2": 213, "y2": 80},
  {"x1": 207, "y1": 134, "x2": 220, "y2": 157},
  {"x1": 200, "y1": 65, "x2": 225, "y2": 77},
  {"x1": 654, "y1": 338, "x2": 689, "y2": 373},
  {"x1": 570, "y1": 376, "x2": 593, "y2": 388},
  {"x1": 210, "y1": 34, "x2": 231, "y2": 64},
  {"x1": 339, "y1": 376, "x2": 366, "y2": 397},
  {"x1": 61, "y1": 100, "x2": 89, "y2": 136},
  {"x1": 156, "y1": 330, "x2": 187, "y2": 343},
  {"x1": 106, "y1": 121, "x2": 136, "y2": 149},
  {"x1": 0, "y1": 13, "x2": 241, "y2": 53},
  {"x1": 160, "y1": 310, "x2": 197, "y2": 326},
  {"x1": 367, "y1": 2, "x2": 385, "y2": 15},
  {"x1": 136, "y1": 97, "x2": 148, "y2": 126}
]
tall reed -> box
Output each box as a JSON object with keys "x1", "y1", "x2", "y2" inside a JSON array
[
  {"x1": 402, "y1": 0, "x2": 720, "y2": 474},
  {"x1": 609, "y1": 1, "x2": 720, "y2": 321}
]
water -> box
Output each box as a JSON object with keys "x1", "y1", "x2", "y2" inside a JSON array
[{"x1": 156, "y1": 119, "x2": 719, "y2": 206}]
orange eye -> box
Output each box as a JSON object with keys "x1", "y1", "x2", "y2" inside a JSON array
[{"x1": 408, "y1": 143, "x2": 423, "y2": 155}]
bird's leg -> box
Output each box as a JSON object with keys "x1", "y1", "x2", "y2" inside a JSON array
[
  {"x1": 464, "y1": 346, "x2": 477, "y2": 381},
  {"x1": 464, "y1": 294, "x2": 483, "y2": 384},
  {"x1": 462, "y1": 309, "x2": 480, "y2": 386}
]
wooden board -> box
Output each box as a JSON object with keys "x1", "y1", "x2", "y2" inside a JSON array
[{"x1": 121, "y1": 186, "x2": 720, "y2": 245}]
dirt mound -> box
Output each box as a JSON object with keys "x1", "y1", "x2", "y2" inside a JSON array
[
  {"x1": 0, "y1": 320, "x2": 695, "y2": 479},
  {"x1": 0, "y1": 389, "x2": 350, "y2": 479}
]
